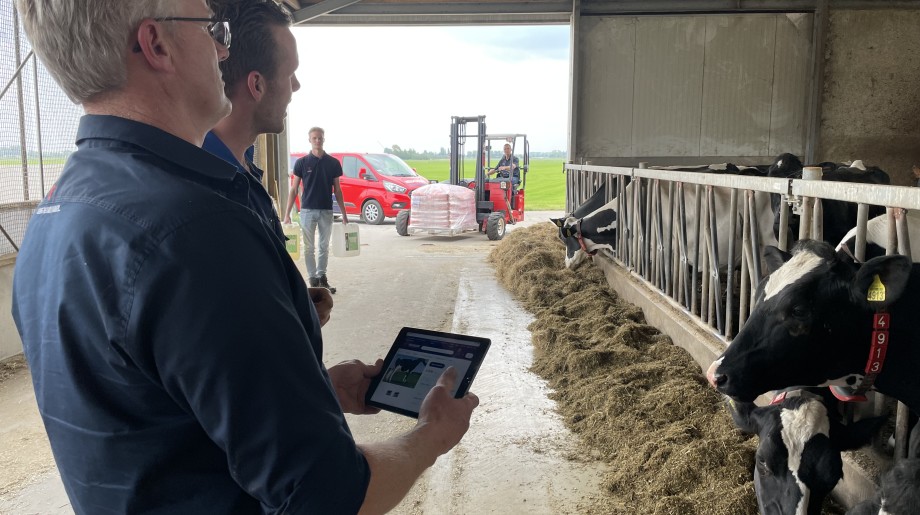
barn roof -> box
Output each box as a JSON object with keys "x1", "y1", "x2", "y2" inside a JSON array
[{"x1": 281, "y1": 0, "x2": 920, "y2": 26}]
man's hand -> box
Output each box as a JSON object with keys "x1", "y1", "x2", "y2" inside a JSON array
[
  {"x1": 342, "y1": 213, "x2": 350, "y2": 225},
  {"x1": 309, "y1": 287, "x2": 333, "y2": 326},
  {"x1": 283, "y1": 215, "x2": 292, "y2": 224},
  {"x1": 328, "y1": 359, "x2": 384, "y2": 414},
  {"x1": 414, "y1": 367, "x2": 479, "y2": 456}
]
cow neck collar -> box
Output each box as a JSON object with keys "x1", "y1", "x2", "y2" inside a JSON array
[
  {"x1": 830, "y1": 310, "x2": 890, "y2": 402},
  {"x1": 575, "y1": 219, "x2": 597, "y2": 256},
  {"x1": 769, "y1": 388, "x2": 823, "y2": 405},
  {"x1": 837, "y1": 242, "x2": 862, "y2": 263}
]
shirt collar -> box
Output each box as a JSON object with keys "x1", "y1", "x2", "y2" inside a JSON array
[
  {"x1": 204, "y1": 131, "x2": 265, "y2": 182},
  {"x1": 76, "y1": 115, "x2": 238, "y2": 182},
  {"x1": 203, "y1": 131, "x2": 244, "y2": 170}
]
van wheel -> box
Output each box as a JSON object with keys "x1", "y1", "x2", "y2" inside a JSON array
[
  {"x1": 396, "y1": 209, "x2": 410, "y2": 236},
  {"x1": 486, "y1": 212, "x2": 506, "y2": 240},
  {"x1": 362, "y1": 199, "x2": 384, "y2": 225}
]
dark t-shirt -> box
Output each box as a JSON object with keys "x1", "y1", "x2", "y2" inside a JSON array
[
  {"x1": 496, "y1": 155, "x2": 520, "y2": 179},
  {"x1": 294, "y1": 152, "x2": 342, "y2": 210}
]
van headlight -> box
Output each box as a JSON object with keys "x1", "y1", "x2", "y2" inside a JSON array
[{"x1": 384, "y1": 181, "x2": 407, "y2": 193}]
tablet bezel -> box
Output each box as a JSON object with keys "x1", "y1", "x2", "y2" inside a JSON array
[{"x1": 365, "y1": 326, "x2": 490, "y2": 418}]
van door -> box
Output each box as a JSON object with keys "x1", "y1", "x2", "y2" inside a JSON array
[{"x1": 338, "y1": 154, "x2": 364, "y2": 215}]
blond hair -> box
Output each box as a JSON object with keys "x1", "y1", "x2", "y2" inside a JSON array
[{"x1": 15, "y1": 0, "x2": 177, "y2": 103}]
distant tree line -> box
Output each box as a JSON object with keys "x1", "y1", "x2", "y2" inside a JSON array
[{"x1": 383, "y1": 144, "x2": 565, "y2": 160}]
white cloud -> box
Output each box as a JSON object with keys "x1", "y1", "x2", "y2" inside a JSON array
[{"x1": 288, "y1": 25, "x2": 569, "y2": 153}]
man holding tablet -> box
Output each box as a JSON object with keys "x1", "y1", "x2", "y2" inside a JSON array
[{"x1": 11, "y1": 0, "x2": 480, "y2": 513}]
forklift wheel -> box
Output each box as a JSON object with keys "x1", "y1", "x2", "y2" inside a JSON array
[
  {"x1": 395, "y1": 209, "x2": 410, "y2": 236},
  {"x1": 486, "y1": 212, "x2": 506, "y2": 241}
]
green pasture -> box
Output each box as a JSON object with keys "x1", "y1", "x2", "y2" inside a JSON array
[
  {"x1": 404, "y1": 159, "x2": 566, "y2": 211},
  {"x1": 0, "y1": 156, "x2": 68, "y2": 166}
]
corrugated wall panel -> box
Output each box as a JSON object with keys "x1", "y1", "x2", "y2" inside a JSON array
[
  {"x1": 575, "y1": 13, "x2": 813, "y2": 162},
  {"x1": 700, "y1": 15, "x2": 777, "y2": 156},
  {"x1": 769, "y1": 13, "x2": 812, "y2": 156},
  {"x1": 577, "y1": 17, "x2": 636, "y2": 157},
  {"x1": 633, "y1": 16, "x2": 706, "y2": 156}
]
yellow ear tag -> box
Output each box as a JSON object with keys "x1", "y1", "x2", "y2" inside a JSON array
[{"x1": 867, "y1": 274, "x2": 886, "y2": 302}]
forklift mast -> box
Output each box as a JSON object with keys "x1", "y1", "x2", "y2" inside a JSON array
[{"x1": 449, "y1": 115, "x2": 487, "y2": 211}]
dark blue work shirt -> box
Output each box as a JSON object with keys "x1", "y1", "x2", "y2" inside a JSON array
[
  {"x1": 495, "y1": 155, "x2": 520, "y2": 180},
  {"x1": 12, "y1": 115, "x2": 370, "y2": 515},
  {"x1": 203, "y1": 131, "x2": 285, "y2": 241},
  {"x1": 293, "y1": 152, "x2": 342, "y2": 210}
]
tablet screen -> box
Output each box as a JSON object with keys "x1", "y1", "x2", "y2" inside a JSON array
[{"x1": 366, "y1": 327, "x2": 490, "y2": 418}]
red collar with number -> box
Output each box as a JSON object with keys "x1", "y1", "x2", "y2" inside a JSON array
[
  {"x1": 563, "y1": 219, "x2": 597, "y2": 257},
  {"x1": 830, "y1": 311, "x2": 889, "y2": 402},
  {"x1": 576, "y1": 220, "x2": 597, "y2": 255}
]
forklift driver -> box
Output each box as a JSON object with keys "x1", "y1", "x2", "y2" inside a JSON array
[{"x1": 487, "y1": 142, "x2": 521, "y2": 188}]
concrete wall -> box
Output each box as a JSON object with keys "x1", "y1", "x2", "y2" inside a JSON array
[
  {"x1": 0, "y1": 257, "x2": 21, "y2": 360},
  {"x1": 820, "y1": 9, "x2": 920, "y2": 185}
]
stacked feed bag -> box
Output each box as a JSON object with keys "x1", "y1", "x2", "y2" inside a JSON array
[{"x1": 408, "y1": 183, "x2": 478, "y2": 234}]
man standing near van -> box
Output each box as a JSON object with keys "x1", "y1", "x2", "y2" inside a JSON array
[{"x1": 284, "y1": 127, "x2": 348, "y2": 294}]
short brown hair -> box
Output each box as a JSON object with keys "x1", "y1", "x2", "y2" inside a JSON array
[{"x1": 210, "y1": 0, "x2": 291, "y2": 97}]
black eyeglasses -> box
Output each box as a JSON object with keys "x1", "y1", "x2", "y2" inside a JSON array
[{"x1": 155, "y1": 17, "x2": 232, "y2": 48}]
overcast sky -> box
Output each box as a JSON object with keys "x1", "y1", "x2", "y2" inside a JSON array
[{"x1": 288, "y1": 25, "x2": 570, "y2": 154}]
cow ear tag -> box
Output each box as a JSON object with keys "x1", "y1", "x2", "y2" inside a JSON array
[{"x1": 867, "y1": 274, "x2": 886, "y2": 303}]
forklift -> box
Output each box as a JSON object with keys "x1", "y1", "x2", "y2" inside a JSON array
[{"x1": 395, "y1": 115, "x2": 528, "y2": 240}]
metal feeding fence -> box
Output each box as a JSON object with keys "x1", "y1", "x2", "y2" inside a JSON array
[
  {"x1": 0, "y1": 1, "x2": 82, "y2": 259},
  {"x1": 564, "y1": 162, "x2": 920, "y2": 468}
]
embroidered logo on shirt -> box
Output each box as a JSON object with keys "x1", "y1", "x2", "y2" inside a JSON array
[{"x1": 36, "y1": 205, "x2": 61, "y2": 214}]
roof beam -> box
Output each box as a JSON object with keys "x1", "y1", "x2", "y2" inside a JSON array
[
  {"x1": 291, "y1": 0, "x2": 920, "y2": 26},
  {"x1": 293, "y1": 0, "x2": 364, "y2": 24},
  {"x1": 292, "y1": 1, "x2": 572, "y2": 25}
]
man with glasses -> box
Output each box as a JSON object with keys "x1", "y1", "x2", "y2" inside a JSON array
[{"x1": 12, "y1": 1, "x2": 479, "y2": 514}]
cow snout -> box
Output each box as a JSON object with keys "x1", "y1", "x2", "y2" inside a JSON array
[{"x1": 705, "y1": 360, "x2": 726, "y2": 389}]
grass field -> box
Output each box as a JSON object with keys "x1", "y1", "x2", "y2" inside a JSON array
[{"x1": 404, "y1": 159, "x2": 566, "y2": 211}]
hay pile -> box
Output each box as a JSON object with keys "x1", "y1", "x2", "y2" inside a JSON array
[{"x1": 490, "y1": 223, "x2": 758, "y2": 515}]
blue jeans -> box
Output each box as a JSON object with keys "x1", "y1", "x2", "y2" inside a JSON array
[{"x1": 299, "y1": 209, "x2": 333, "y2": 278}]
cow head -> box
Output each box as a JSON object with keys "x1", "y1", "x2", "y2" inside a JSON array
[
  {"x1": 707, "y1": 240, "x2": 912, "y2": 402},
  {"x1": 551, "y1": 216, "x2": 591, "y2": 269},
  {"x1": 874, "y1": 458, "x2": 920, "y2": 514},
  {"x1": 551, "y1": 207, "x2": 619, "y2": 269},
  {"x1": 768, "y1": 153, "x2": 804, "y2": 179},
  {"x1": 726, "y1": 393, "x2": 886, "y2": 515}
]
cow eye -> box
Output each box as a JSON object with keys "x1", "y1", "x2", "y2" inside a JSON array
[
  {"x1": 790, "y1": 304, "x2": 809, "y2": 318},
  {"x1": 756, "y1": 457, "x2": 772, "y2": 476}
]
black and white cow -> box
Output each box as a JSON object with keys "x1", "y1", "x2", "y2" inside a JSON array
[
  {"x1": 836, "y1": 210, "x2": 920, "y2": 265},
  {"x1": 847, "y1": 459, "x2": 920, "y2": 515},
  {"x1": 568, "y1": 182, "x2": 610, "y2": 219},
  {"x1": 727, "y1": 389, "x2": 886, "y2": 515},
  {"x1": 706, "y1": 240, "x2": 920, "y2": 416},
  {"x1": 767, "y1": 153, "x2": 890, "y2": 249},
  {"x1": 552, "y1": 169, "x2": 777, "y2": 269},
  {"x1": 383, "y1": 357, "x2": 427, "y2": 383}
]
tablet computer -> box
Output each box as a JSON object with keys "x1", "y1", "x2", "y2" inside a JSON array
[{"x1": 365, "y1": 327, "x2": 491, "y2": 418}]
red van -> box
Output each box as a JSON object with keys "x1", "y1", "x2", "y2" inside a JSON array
[{"x1": 290, "y1": 152, "x2": 430, "y2": 224}]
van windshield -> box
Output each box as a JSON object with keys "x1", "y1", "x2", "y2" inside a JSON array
[{"x1": 366, "y1": 154, "x2": 418, "y2": 177}]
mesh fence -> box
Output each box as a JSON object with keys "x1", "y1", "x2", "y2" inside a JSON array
[{"x1": 0, "y1": 1, "x2": 82, "y2": 258}]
